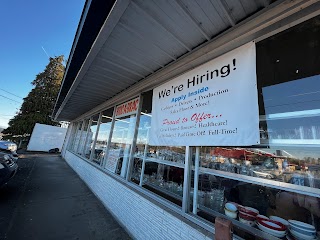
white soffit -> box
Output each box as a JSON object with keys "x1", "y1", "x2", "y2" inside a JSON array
[{"x1": 56, "y1": 0, "x2": 320, "y2": 121}]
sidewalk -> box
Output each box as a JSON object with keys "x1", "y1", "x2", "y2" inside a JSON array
[{"x1": 0, "y1": 152, "x2": 131, "y2": 240}]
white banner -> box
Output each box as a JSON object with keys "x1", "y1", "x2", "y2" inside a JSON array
[{"x1": 149, "y1": 42, "x2": 260, "y2": 146}]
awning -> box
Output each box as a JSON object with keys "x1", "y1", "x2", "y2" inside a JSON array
[{"x1": 53, "y1": 0, "x2": 320, "y2": 121}]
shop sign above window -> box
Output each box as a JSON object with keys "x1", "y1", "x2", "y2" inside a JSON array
[
  {"x1": 150, "y1": 42, "x2": 260, "y2": 146},
  {"x1": 115, "y1": 97, "x2": 140, "y2": 118}
]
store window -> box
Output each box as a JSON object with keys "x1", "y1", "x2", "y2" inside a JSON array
[
  {"x1": 131, "y1": 91, "x2": 185, "y2": 206},
  {"x1": 190, "y1": 171, "x2": 320, "y2": 239},
  {"x1": 103, "y1": 98, "x2": 139, "y2": 178},
  {"x1": 93, "y1": 108, "x2": 113, "y2": 164},
  {"x1": 189, "y1": 16, "x2": 320, "y2": 239},
  {"x1": 72, "y1": 121, "x2": 83, "y2": 152},
  {"x1": 84, "y1": 113, "x2": 100, "y2": 161},
  {"x1": 77, "y1": 118, "x2": 90, "y2": 155},
  {"x1": 67, "y1": 122, "x2": 78, "y2": 151}
]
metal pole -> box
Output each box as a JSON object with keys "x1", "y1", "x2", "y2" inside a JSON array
[
  {"x1": 193, "y1": 147, "x2": 200, "y2": 214},
  {"x1": 126, "y1": 95, "x2": 143, "y2": 181},
  {"x1": 139, "y1": 127, "x2": 149, "y2": 186},
  {"x1": 182, "y1": 146, "x2": 191, "y2": 213},
  {"x1": 139, "y1": 142, "x2": 149, "y2": 186}
]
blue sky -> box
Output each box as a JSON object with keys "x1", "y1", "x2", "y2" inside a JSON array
[{"x1": 0, "y1": 0, "x2": 85, "y2": 128}]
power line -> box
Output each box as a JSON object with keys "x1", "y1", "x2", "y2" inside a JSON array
[
  {"x1": 0, "y1": 88, "x2": 23, "y2": 99},
  {"x1": 0, "y1": 94, "x2": 22, "y2": 104}
]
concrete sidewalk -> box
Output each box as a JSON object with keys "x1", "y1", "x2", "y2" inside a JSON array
[{"x1": 0, "y1": 153, "x2": 131, "y2": 240}]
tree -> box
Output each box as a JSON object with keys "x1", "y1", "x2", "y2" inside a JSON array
[{"x1": 3, "y1": 56, "x2": 65, "y2": 137}]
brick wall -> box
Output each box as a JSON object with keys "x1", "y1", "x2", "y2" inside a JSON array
[{"x1": 64, "y1": 151, "x2": 212, "y2": 240}]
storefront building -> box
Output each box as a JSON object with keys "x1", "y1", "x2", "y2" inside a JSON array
[{"x1": 53, "y1": 1, "x2": 320, "y2": 239}]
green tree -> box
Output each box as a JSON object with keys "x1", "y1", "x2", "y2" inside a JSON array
[{"x1": 3, "y1": 56, "x2": 65, "y2": 137}]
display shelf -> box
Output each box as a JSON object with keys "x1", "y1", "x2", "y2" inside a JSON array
[
  {"x1": 259, "y1": 109, "x2": 320, "y2": 121},
  {"x1": 144, "y1": 182, "x2": 183, "y2": 201},
  {"x1": 198, "y1": 167, "x2": 320, "y2": 198},
  {"x1": 198, "y1": 206, "x2": 279, "y2": 240},
  {"x1": 144, "y1": 157, "x2": 185, "y2": 168}
]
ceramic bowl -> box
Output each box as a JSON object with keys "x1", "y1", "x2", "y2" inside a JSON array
[
  {"x1": 289, "y1": 228, "x2": 316, "y2": 240},
  {"x1": 225, "y1": 202, "x2": 238, "y2": 212},
  {"x1": 257, "y1": 222, "x2": 286, "y2": 238},
  {"x1": 256, "y1": 215, "x2": 269, "y2": 221},
  {"x1": 224, "y1": 208, "x2": 237, "y2": 219},
  {"x1": 289, "y1": 224, "x2": 316, "y2": 236},
  {"x1": 269, "y1": 216, "x2": 289, "y2": 226},
  {"x1": 238, "y1": 205, "x2": 259, "y2": 216},
  {"x1": 258, "y1": 219, "x2": 286, "y2": 231},
  {"x1": 288, "y1": 220, "x2": 315, "y2": 231},
  {"x1": 239, "y1": 211, "x2": 256, "y2": 221}
]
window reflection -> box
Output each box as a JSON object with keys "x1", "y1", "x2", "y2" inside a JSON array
[
  {"x1": 260, "y1": 75, "x2": 320, "y2": 147},
  {"x1": 72, "y1": 121, "x2": 83, "y2": 152},
  {"x1": 77, "y1": 119, "x2": 90, "y2": 155},
  {"x1": 142, "y1": 162, "x2": 184, "y2": 206},
  {"x1": 94, "y1": 108, "x2": 113, "y2": 164},
  {"x1": 84, "y1": 114, "x2": 100, "y2": 161},
  {"x1": 67, "y1": 122, "x2": 78, "y2": 151},
  {"x1": 195, "y1": 147, "x2": 320, "y2": 189},
  {"x1": 105, "y1": 114, "x2": 136, "y2": 177}
]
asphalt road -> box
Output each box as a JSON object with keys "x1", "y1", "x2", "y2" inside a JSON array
[{"x1": 0, "y1": 152, "x2": 131, "y2": 240}]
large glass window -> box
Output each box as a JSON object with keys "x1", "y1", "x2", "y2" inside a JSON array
[
  {"x1": 93, "y1": 108, "x2": 113, "y2": 164},
  {"x1": 77, "y1": 118, "x2": 90, "y2": 155},
  {"x1": 189, "y1": 16, "x2": 320, "y2": 239},
  {"x1": 72, "y1": 121, "x2": 83, "y2": 152},
  {"x1": 104, "y1": 101, "x2": 137, "y2": 178},
  {"x1": 131, "y1": 91, "x2": 185, "y2": 207},
  {"x1": 67, "y1": 122, "x2": 78, "y2": 151},
  {"x1": 84, "y1": 113, "x2": 100, "y2": 160},
  {"x1": 190, "y1": 171, "x2": 320, "y2": 240}
]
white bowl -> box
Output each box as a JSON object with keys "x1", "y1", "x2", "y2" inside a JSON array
[
  {"x1": 270, "y1": 216, "x2": 289, "y2": 226},
  {"x1": 239, "y1": 211, "x2": 256, "y2": 220},
  {"x1": 260, "y1": 220, "x2": 285, "y2": 230},
  {"x1": 289, "y1": 228, "x2": 316, "y2": 240},
  {"x1": 288, "y1": 220, "x2": 315, "y2": 231},
  {"x1": 224, "y1": 208, "x2": 237, "y2": 219},
  {"x1": 225, "y1": 202, "x2": 237, "y2": 212},
  {"x1": 257, "y1": 222, "x2": 286, "y2": 238},
  {"x1": 256, "y1": 215, "x2": 269, "y2": 221},
  {"x1": 289, "y1": 224, "x2": 316, "y2": 236}
]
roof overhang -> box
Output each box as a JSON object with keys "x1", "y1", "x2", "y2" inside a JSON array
[{"x1": 53, "y1": 0, "x2": 320, "y2": 121}]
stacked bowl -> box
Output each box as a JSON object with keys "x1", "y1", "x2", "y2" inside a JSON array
[
  {"x1": 224, "y1": 202, "x2": 238, "y2": 219},
  {"x1": 256, "y1": 217, "x2": 287, "y2": 238},
  {"x1": 238, "y1": 205, "x2": 259, "y2": 227},
  {"x1": 288, "y1": 220, "x2": 317, "y2": 240}
]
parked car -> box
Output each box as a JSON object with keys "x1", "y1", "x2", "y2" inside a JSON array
[
  {"x1": 0, "y1": 149, "x2": 18, "y2": 162},
  {"x1": 0, "y1": 154, "x2": 18, "y2": 186},
  {"x1": 0, "y1": 140, "x2": 17, "y2": 152}
]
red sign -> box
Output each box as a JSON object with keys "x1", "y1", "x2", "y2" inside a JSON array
[{"x1": 115, "y1": 97, "x2": 140, "y2": 118}]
